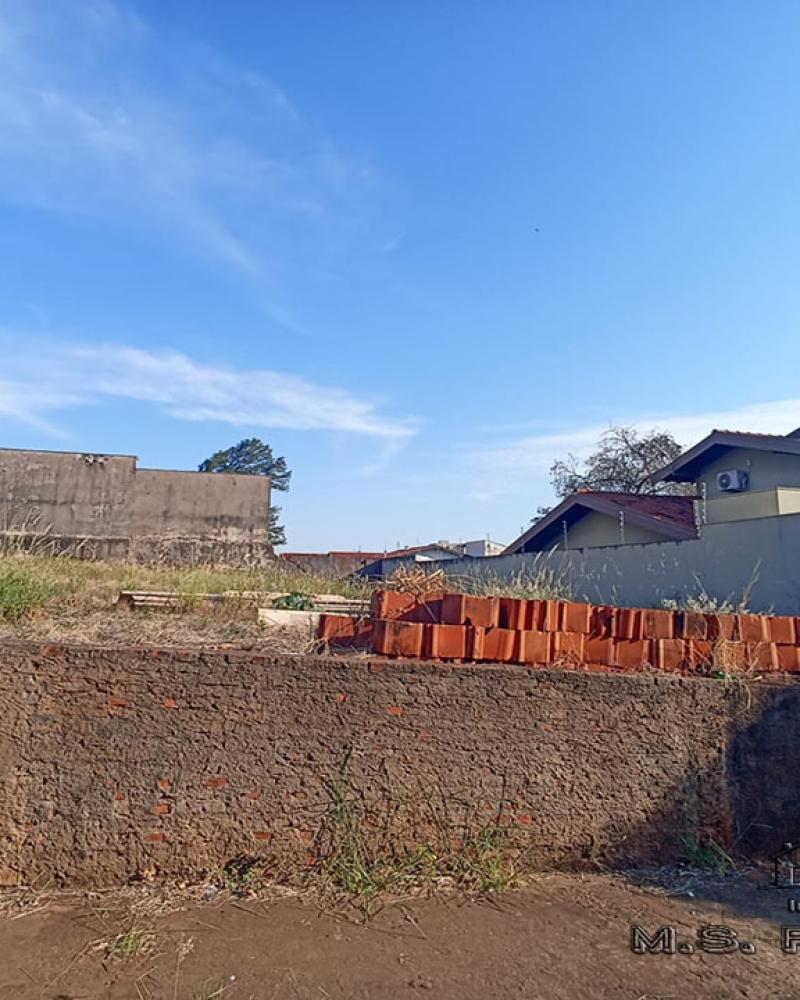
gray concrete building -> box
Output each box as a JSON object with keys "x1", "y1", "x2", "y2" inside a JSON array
[{"x1": 0, "y1": 447, "x2": 272, "y2": 565}]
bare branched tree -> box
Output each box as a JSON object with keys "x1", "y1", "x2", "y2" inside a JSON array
[{"x1": 549, "y1": 425, "x2": 691, "y2": 500}]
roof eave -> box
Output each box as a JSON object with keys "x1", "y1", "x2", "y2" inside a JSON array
[
  {"x1": 504, "y1": 494, "x2": 697, "y2": 554},
  {"x1": 651, "y1": 431, "x2": 800, "y2": 485}
]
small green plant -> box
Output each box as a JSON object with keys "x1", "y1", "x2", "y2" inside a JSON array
[
  {"x1": 446, "y1": 827, "x2": 515, "y2": 892},
  {"x1": 316, "y1": 768, "x2": 522, "y2": 916},
  {"x1": 105, "y1": 925, "x2": 155, "y2": 960},
  {"x1": 0, "y1": 563, "x2": 60, "y2": 620},
  {"x1": 219, "y1": 854, "x2": 266, "y2": 895},
  {"x1": 681, "y1": 836, "x2": 736, "y2": 874},
  {"x1": 272, "y1": 592, "x2": 316, "y2": 611}
]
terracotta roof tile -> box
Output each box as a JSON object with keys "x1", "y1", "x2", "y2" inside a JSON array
[{"x1": 576, "y1": 492, "x2": 698, "y2": 531}]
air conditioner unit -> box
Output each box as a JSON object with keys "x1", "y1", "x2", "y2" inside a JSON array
[{"x1": 717, "y1": 469, "x2": 750, "y2": 493}]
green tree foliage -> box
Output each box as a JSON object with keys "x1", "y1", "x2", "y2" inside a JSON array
[{"x1": 199, "y1": 438, "x2": 291, "y2": 546}]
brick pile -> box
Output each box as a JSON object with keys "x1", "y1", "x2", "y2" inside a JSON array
[{"x1": 318, "y1": 590, "x2": 800, "y2": 675}]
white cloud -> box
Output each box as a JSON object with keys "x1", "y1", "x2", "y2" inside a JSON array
[
  {"x1": 0, "y1": 334, "x2": 416, "y2": 440},
  {"x1": 0, "y1": 1, "x2": 390, "y2": 328},
  {"x1": 468, "y1": 399, "x2": 800, "y2": 500}
]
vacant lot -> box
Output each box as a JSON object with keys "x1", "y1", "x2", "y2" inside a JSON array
[
  {"x1": 0, "y1": 552, "x2": 370, "y2": 649},
  {"x1": 1, "y1": 870, "x2": 797, "y2": 1000}
]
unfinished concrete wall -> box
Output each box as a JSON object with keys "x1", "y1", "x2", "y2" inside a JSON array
[
  {"x1": 0, "y1": 449, "x2": 137, "y2": 536},
  {"x1": 401, "y1": 513, "x2": 800, "y2": 615},
  {"x1": 0, "y1": 642, "x2": 797, "y2": 886},
  {"x1": 0, "y1": 448, "x2": 272, "y2": 564},
  {"x1": 130, "y1": 469, "x2": 269, "y2": 543}
]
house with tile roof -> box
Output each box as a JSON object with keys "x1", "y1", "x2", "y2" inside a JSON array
[
  {"x1": 505, "y1": 426, "x2": 800, "y2": 555},
  {"x1": 504, "y1": 491, "x2": 699, "y2": 553}
]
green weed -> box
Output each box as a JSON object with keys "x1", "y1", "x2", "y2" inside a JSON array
[
  {"x1": 0, "y1": 562, "x2": 62, "y2": 620},
  {"x1": 219, "y1": 855, "x2": 266, "y2": 896},
  {"x1": 315, "y1": 775, "x2": 521, "y2": 915},
  {"x1": 104, "y1": 925, "x2": 155, "y2": 961},
  {"x1": 681, "y1": 836, "x2": 736, "y2": 874}
]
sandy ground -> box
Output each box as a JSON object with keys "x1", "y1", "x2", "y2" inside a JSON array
[{"x1": 1, "y1": 869, "x2": 799, "y2": 999}]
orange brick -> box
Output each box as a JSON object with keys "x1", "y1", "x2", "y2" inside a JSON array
[
  {"x1": 467, "y1": 625, "x2": 484, "y2": 660},
  {"x1": 252, "y1": 831, "x2": 272, "y2": 841},
  {"x1": 472, "y1": 626, "x2": 517, "y2": 662},
  {"x1": 677, "y1": 612, "x2": 708, "y2": 640},
  {"x1": 530, "y1": 599, "x2": 559, "y2": 631},
  {"x1": 714, "y1": 640, "x2": 746, "y2": 670},
  {"x1": 709, "y1": 614, "x2": 739, "y2": 641},
  {"x1": 746, "y1": 642, "x2": 779, "y2": 671},
  {"x1": 370, "y1": 590, "x2": 417, "y2": 621},
  {"x1": 407, "y1": 592, "x2": 445, "y2": 624},
  {"x1": 153, "y1": 803, "x2": 170, "y2": 816},
  {"x1": 318, "y1": 614, "x2": 357, "y2": 641},
  {"x1": 162, "y1": 698, "x2": 178, "y2": 709},
  {"x1": 386, "y1": 705, "x2": 403, "y2": 717},
  {"x1": 373, "y1": 619, "x2": 424, "y2": 657},
  {"x1": 424, "y1": 623, "x2": 467, "y2": 659},
  {"x1": 516, "y1": 630, "x2": 551, "y2": 665},
  {"x1": 107, "y1": 696, "x2": 128, "y2": 709},
  {"x1": 688, "y1": 640, "x2": 713, "y2": 670},
  {"x1": 205, "y1": 777, "x2": 226, "y2": 789},
  {"x1": 656, "y1": 638, "x2": 689, "y2": 672},
  {"x1": 157, "y1": 779, "x2": 172, "y2": 792},
  {"x1": 441, "y1": 594, "x2": 499, "y2": 627},
  {"x1": 738, "y1": 614, "x2": 769, "y2": 643},
  {"x1": 561, "y1": 602, "x2": 592, "y2": 635},
  {"x1": 614, "y1": 639, "x2": 652, "y2": 670},
  {"x1": 585, "y1": 637, "x2": 615, "y2": 665},
  {"x1": 643, "y1": 609, "x2": 675, "y2": 640},
  {"x1": 776, "y1": 645, "x2": 800, "y2": 672},
  {"x1": 144, "y1": 832, "x2": 166, "y2": 843},
  {"x1": 551, "y1": 631, "x2": 585, "y2": 664},
  {"x1": 499, "y1": 598, "x2": 526, "y2": 630},
  {"x1": 617, "y1": 609, "x2": 643, "y2": 640},
  {"x1": 589, "y1": 606, "x2": 617, "y2": 638},
  {"x1": 319, "y1": 614, "x2": 372, "y2": 649},
  {"x1": 768, "y1": 616, "x2": 796, "y2": 645}
]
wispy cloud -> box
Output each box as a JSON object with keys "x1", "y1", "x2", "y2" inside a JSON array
[
  {"x1": 468, "y1": 399, "x2": 800, "y2": 500},
  {"x1": 0, "y1": 333, "x2": 416, "y2": 441},
  {"x1": 0, "y1": 0, "x2": 390, "y2": 328}
]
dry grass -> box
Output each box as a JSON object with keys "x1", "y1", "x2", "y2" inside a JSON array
[
  {"x1": 0, "y1": 548, "x2": 575, "y2": 649},
  {"x1": 387, "y1": 558, "x2": 573, "y2": 602},
  {"x1": 0, "y1": 550, "x2": 369, "y2": 648}
]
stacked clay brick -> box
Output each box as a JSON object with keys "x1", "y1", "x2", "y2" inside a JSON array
[{"x1": 318, "y1": 590, "x2": 800, "y2": 675}]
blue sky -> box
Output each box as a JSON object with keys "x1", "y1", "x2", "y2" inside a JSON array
[{"x1": 2, "y1": 0, "x2": 800, "y2": 550}]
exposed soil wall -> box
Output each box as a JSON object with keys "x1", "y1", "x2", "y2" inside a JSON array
[{"x1": 0, "y1": 642, "x2": 797, "y2": 886}]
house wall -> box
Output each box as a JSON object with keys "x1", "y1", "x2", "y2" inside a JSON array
[
  {"x1": 698, "y1": 447, "x2": 800, "y2": 500},
  {"x1": 558, "y1": 511, "x2": 668, "y2": 550},
  {"x1": 706, "y1": 489, "x2": 780, "y2": 524},
  {"x1": 1, "y1": 641, "x2": 797, "y2": 886},
  {"x1": 462, "y1": 540, "x2": 506, "y2": 557},
  {"x1": 778, "y1": 488, "x2": 800, "y2": 515},
  {"x1": 413, "y1": 513, "x2": 800, "y2": 615}
]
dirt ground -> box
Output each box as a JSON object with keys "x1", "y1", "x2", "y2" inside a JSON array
[{"x1": 1, "y1": 868, "x2": 799, "y2": 1000}]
